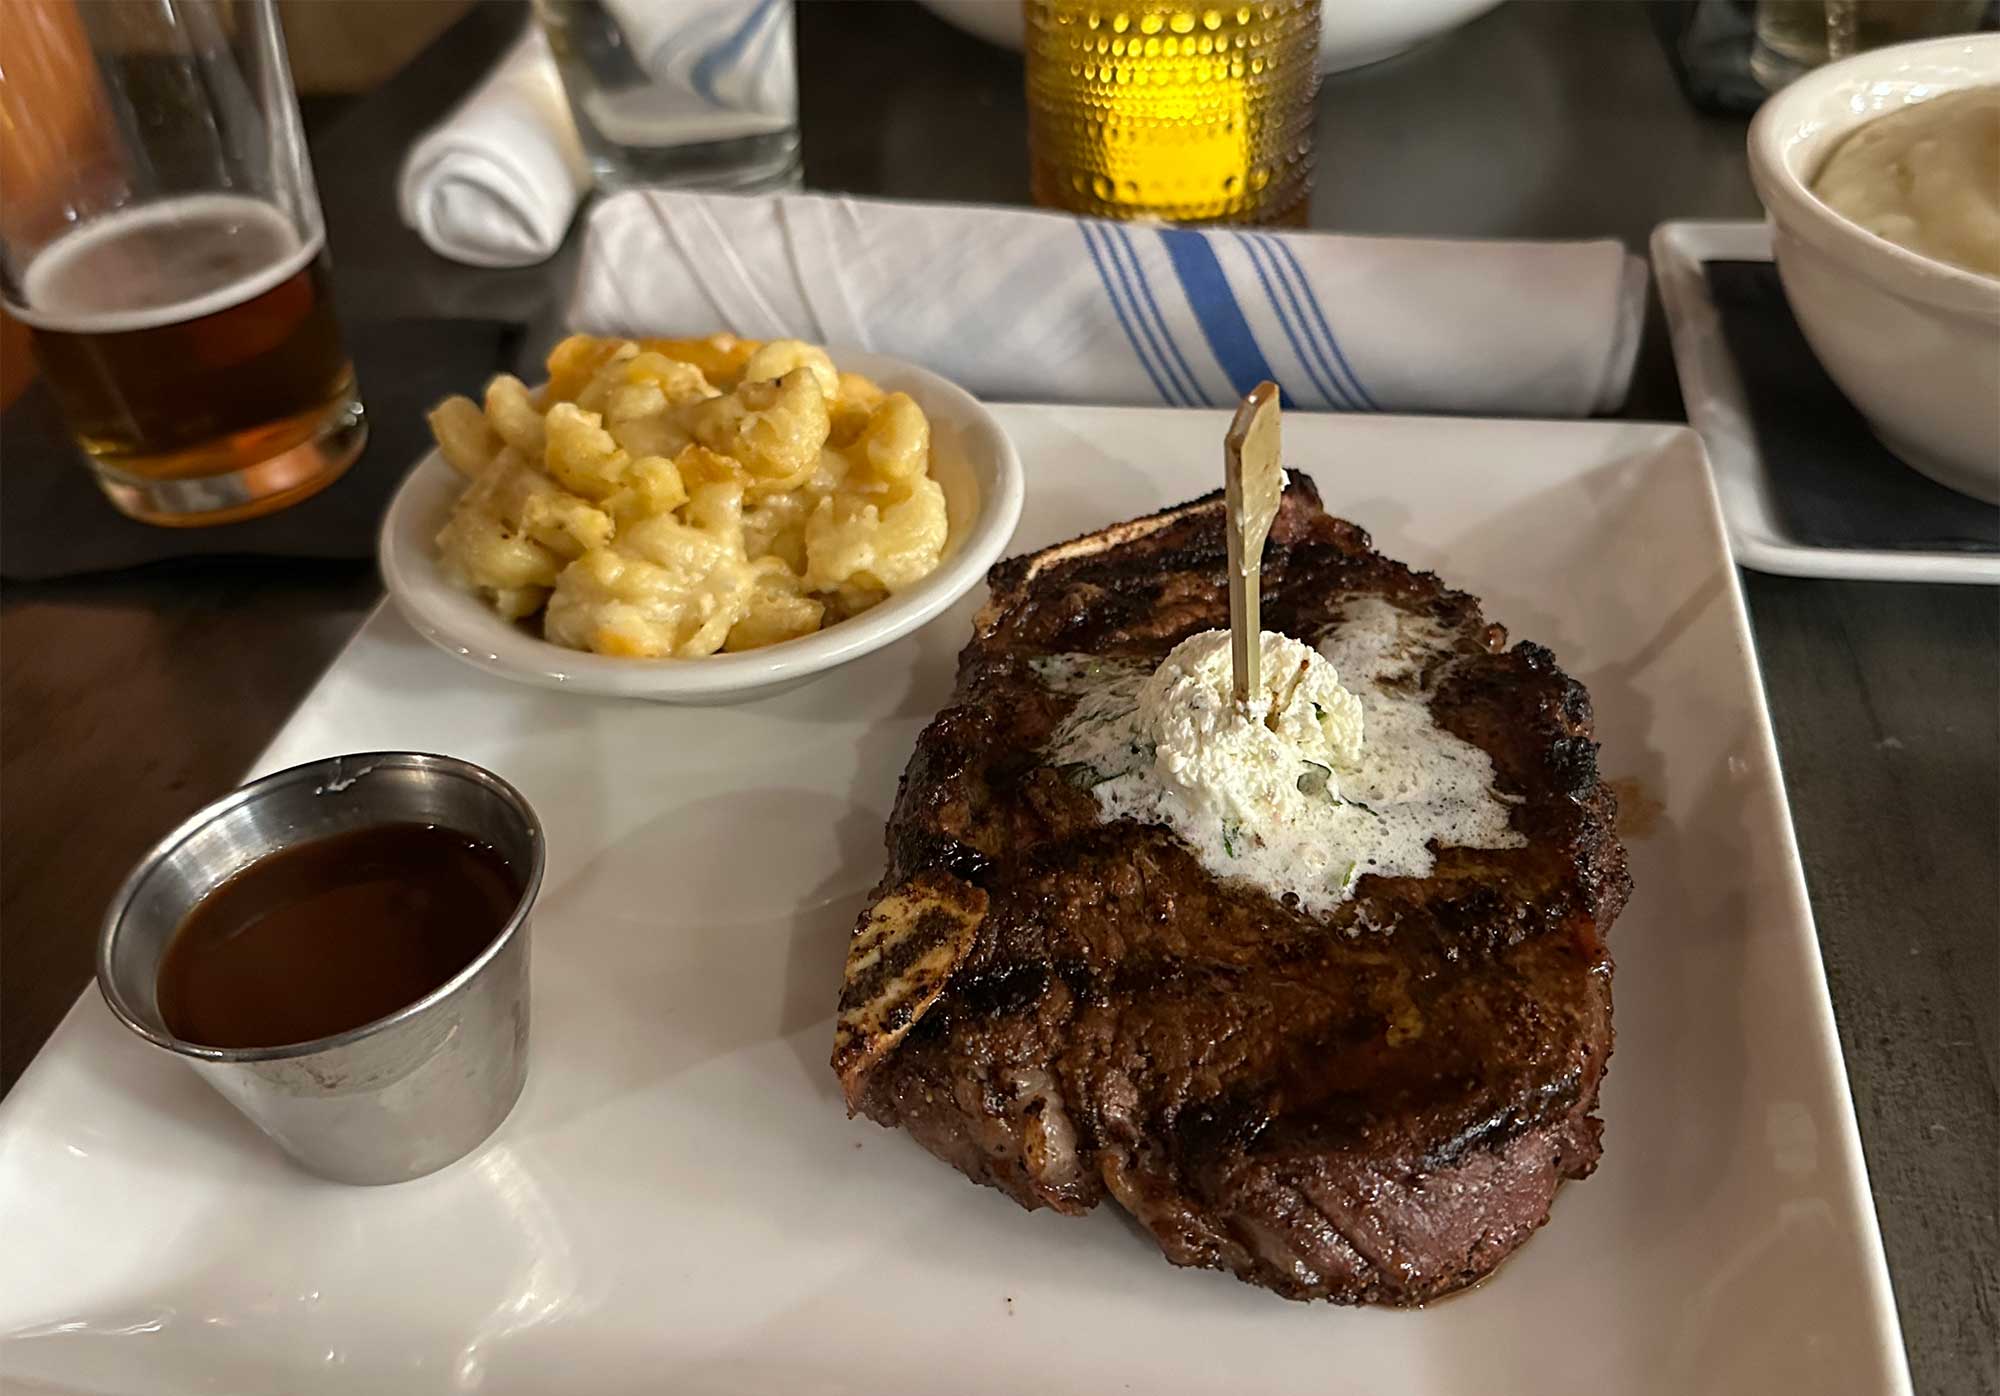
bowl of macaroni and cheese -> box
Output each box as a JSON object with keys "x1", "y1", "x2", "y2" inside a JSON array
[
  {"x1": 380, "y1": 336, "x2": 1023, "y2": 702},
  {"x1": 1748, "y1": 34, "x2": 2000, "y2": 503}
]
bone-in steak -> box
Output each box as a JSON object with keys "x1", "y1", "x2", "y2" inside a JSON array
[{"x1": 832, "y1": 477, "x2": 1628, "y2": 1304}]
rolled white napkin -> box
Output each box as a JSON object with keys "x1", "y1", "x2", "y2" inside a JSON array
[
  {"x1": 397, "y1": 29, "x2": 590, "y2": 269},
  {"x1": 567, "y1": 190, "x2": 1649, "y2": 416}
]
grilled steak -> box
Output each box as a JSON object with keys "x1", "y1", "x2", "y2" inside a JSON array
[{"x1": 832, "y1": 476, "x2": 1627, "y2": 1305}]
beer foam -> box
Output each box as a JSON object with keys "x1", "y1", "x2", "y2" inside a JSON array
[{"x1": 14, "y1": 194, "x2": 323, "y2": 335}]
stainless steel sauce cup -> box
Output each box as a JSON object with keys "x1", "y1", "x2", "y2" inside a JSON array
[{"x1": 97, "y1": 752, "x2": 543, "y2": 1185}]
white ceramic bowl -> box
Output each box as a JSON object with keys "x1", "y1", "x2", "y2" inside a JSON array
[
  {"x1": 1747, "y1": 34, "x2": 2000, "y2": 504},
  {"x1": 380, "y1": 351, "x2": 1023, "y2": 703},
  {"x1": 917, "y1": 0, "x2": 1505, "y2": 75}
]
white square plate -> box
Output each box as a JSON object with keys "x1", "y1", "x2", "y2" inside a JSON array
[
  {"x1": 0, "y1": 408, "x2": 1910, "y2": 1395},
  {"x1": 1653, "y1": 218, "x2": 1999, "y2": 585}
]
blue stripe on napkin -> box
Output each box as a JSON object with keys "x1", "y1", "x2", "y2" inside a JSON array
[
  {"x1": 1110, "y1": 225, "x2": 1207, "y2": 407},
  {"x1": 1080, "y1": 222, "x2": 1177, "y2": 406},
  {"x1": 1099, "y1": 225, "x2": 1196, "y2": 406},
  {"x1": 1158, "y1": 227, "x2": 1289, "y2": 407},
  {"x1": 1263, "y1": 234, "x2": 1380, "y2": 412},
  {"x1": 1234, "y1": 232, "x2": 1354, "y2": 411}
]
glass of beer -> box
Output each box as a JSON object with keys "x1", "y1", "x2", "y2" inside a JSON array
[
  {"x1": 1752, "y1": 1, "x2": 1991, "y2": 91},
  {"x1": 0, "y1": 0, "x2": 363, "y2": 526},
  {"x1": 1024, "y1": 0, "x2": 1323, "y2": 225}
]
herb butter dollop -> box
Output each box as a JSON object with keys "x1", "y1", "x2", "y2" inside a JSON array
[
  {"x1": 1035, "y1": 600, "x2": 1525, "y2": 918},
  {"x1": 1141, "y1": 629, "x2": 1364, "y2": 828}
]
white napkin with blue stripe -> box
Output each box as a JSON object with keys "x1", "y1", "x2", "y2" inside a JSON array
[
  {"x1": 398, "y1": 4, "x2": 793, "y2": 269},
  {"x1": 567, "y1": 189, "x2": 1648, "y2": 416}
]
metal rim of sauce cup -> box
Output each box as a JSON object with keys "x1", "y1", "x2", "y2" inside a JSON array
[{"x1": 96, "y1": 751, "x2": 545, "y2": 1183}]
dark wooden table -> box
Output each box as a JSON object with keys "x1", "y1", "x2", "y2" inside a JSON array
[{"x1": 2, "y1": 3, "x2": 1993, "y2": 1390}]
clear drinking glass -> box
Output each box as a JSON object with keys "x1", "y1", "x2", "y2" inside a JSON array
[
  {"x1": 0, "y1": 0, "x2": 363, "y2": 526},
  {"x1": 1753, "y1": 0, "x2": 1991, "y2": 90},
  {"x1": 1024, "y1": 0, "x2": 1323, "y2": 225},
  {"x1": 535, "y1": 0, "x2": 802, "y2": 193}
]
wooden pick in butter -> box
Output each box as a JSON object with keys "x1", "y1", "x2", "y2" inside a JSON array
[{"x1": 1223, "y1": 381, "x2": 1283, "y2": 705}]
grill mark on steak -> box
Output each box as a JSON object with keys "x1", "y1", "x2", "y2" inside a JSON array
[
  {"x1": 833, "y1": 475, "x2": 1628, "y2": 1304},
  {"x1": 832, "y1": 871, "x2": 988, "y2": 1103}
]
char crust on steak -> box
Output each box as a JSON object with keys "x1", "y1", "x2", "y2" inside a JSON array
[{"x1": 832, "y1": 475, "x2": 1629, "y2": 1305}]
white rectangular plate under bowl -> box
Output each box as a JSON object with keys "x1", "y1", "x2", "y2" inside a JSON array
[
  {"x1": 0, "y1": 408, "x2": 1909, "y2": 1396},
  {"x1": 1653, "y1": 218, "x2": 1998, "y2": 585}
]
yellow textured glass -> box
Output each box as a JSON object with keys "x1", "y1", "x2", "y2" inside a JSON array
[{"x1": 1025, "y1": 0, "x2": 1321, "y2": 225}]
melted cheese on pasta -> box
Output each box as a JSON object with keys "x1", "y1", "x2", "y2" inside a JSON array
[{"x1": 429, "y1": 336, "x2": 949, "y2": 658}]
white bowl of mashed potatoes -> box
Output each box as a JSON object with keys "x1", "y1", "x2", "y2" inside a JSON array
[
  {"x1": 381, "y1": 339, "x2": 1023, "y2": 702},
  {"x1": 1748, "y1": 34, "x2": 2000, "y2": 503}
]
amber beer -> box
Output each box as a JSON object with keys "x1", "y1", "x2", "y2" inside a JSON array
[
  {"x1": 15, "y1": 195, "x2": 363, "y2": 524},
  {"x1": 1754, "y1": 0, "x2": 1990, "y2": 88}
]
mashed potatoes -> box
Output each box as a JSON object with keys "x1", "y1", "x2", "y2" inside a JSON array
[
  {"x1": 1812, "y1": 86, "x2": 2000, "y2": 279},
  {"x1": 427, "y1": 335, "x2": 949, "y2": 658}
]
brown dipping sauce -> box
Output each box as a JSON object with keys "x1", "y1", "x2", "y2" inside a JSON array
[{"x1": 157, "y1": 823, "x2": 522, "y2": 1050}]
